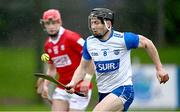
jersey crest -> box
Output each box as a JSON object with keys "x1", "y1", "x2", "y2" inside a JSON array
[{"x1": 53, "y1": 45, "x2": 59, "y2": 54}]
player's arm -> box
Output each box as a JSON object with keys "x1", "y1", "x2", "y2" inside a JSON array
[
  {"x1": 66, "y1": 39, "x2": 94, "y2": 93},
  {"x1": 66, "y1": 57, "x2": 94, "y2": 93},
  {"x1": 83, "y1": 61, "x2": 94, "y2": 82},
  {"x1": 73, "y1": 57, "x2": 93, "y2": 85},
  {"x1": 71, "y1": 38, "x2": 94, "y2": 86},
  {"x1": 44, "y1": 63, "x2": 56, "y2": 84},
  {"x1": 138, "y1": 35, "x2": 169, "y2": 84},
  {"x1": 42, "y1": 64, "x2": 56, "y2": 98},
  {"x1": 77, "y1": 59, "x2": 94, "y2": 94}
]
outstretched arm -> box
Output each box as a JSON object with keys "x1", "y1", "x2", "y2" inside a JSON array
[
  {"x1": 41, "y1": 64, "x2": 56, "y2": 98},
  {"x1": 138, "y1": 35, "x2": 169, "y2": 84},
  {"x1": 66, "y1": 57, "x2": 94, "y2": 93}
]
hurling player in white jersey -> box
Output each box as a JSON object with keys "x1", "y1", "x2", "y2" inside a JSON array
[{"x1": 66, "y1": 8, "x2": 169, "y2": 111}]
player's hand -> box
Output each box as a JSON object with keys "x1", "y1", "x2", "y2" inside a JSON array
[
  {"x1": 65, "y1": 82, "x2": 76, "y2": 94},
  {"x1": 75, "y1": 80, "x2": 91, "y2": 96},
  {"x1": 41, "y1": 81, "x2": 49, "y2": 99},
  {"x1": 156, "y1": 68, "x2": 169, "y2": 84},
  {"x1": 36, "y1": 78, "x2": 44, "y2": 94}
]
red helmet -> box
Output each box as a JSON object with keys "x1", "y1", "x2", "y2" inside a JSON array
[{"x1": 42, "y1": 9, "x2": 61, "y2": 21}]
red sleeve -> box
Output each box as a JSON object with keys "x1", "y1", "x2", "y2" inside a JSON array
[{"x1": 66, "y1": 31, "x2": 84, "y2": 54}]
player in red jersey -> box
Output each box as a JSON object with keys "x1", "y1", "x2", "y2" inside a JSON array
[{"x1": 37, "y1": 9, "x2": 94, "y2": 111}]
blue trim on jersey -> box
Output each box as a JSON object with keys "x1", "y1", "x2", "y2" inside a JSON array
[
  {"x1": 94, "y1": 59, "x2": 120, "y2": 73},
  {"x1": 98, "y1": 85, "x2": 134, "y2": 111},
  {"x1": 113, "y1": 32, "x2": 122, "y2": 38},
  {"x1": 99, "y1": 30, "x2": 114, "y2": 42},
  {"x1": 82, "y1": 40, "x2": 92, "y2": 60},
  {"x1": 124, "y1": 32, "x2": 139, "y2": 50}
]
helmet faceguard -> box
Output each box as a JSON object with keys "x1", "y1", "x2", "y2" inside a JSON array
[{"x1": 88, "y1": 8, "x2": 114, "y2": 39}]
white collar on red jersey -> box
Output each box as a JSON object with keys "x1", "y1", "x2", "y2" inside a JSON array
[{"x1": 49, "y1": 26, "x2": 65, "y2": 44}]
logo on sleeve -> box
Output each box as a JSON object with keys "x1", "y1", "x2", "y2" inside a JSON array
[{"x1": 94, "y1": 59, "x2": 120, "y2": 73}]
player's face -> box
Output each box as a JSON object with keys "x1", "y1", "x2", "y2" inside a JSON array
[
  {"x1": 90, "y1": 17, "x2": 107, "y2": 37},
  {"x1": 43, "y1": 19, "x2": 61, "y2": 35}
]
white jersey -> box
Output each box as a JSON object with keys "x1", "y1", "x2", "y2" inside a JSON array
[{"x1": 83, "y1": 30, "x2": 139, "y2": 93}]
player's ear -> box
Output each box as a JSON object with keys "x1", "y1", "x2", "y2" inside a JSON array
[
  {"x1": 106, "y1": 20, "x2": 112, "y2": 28},
  {"x1": 59, "y1": 19, "x2": 62, "y2": 26},
  {"x1": 106, "y1": 20, "x2": 112, "y2": 29}
]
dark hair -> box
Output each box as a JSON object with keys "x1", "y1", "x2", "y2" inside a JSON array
[{"x1": 90, "y1": 8, "x2": 114, "y2": 25}]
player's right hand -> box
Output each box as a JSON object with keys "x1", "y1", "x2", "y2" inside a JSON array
[
  {"x1": 41, "y1": 82, "x2": 49, "y2": 99},
  {"x1": 75, "y1": 80, "x2": 91, "y2": 96},
  {"x1": 36, "y1": 78, "x2": 44, "y2": 94}
]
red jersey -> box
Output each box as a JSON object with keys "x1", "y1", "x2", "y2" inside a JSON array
[{"x1": 44, "y1": 27, "x2": 84, "y2": 88}]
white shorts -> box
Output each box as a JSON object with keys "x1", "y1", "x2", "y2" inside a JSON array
[{"x1": 52, "y1": 88, "x2": 92, "y2": 110}]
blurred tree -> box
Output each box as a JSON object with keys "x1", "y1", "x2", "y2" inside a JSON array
[
  {"x1": 0, "y1": 0, "x2": 36, "y2": 47},
  {"x1": 0, "y1": 0, "x2": 179, "y2": 47},
  {"x1": 157, "y1": 0, "x2": 165, "y2": 47},
  {"x1": 0, "y1": 9, "x2": 9, "y2": 45},
  {"x1": 33, "y1": 0, "x2": 43, "y2": 72},
  {"x1": 165, "y1": 0, "x2": 180, "y2": 45}
]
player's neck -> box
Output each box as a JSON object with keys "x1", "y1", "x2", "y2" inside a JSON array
[
  {"x1": 101, "y1": 30, "x2": 112, "y2": 40},
  {"x1": 50, "y1": 35, "x2": 58, "y2": 40},
  {"x1": 49, "y1": 32, "x2": 61, "y2": 44}
]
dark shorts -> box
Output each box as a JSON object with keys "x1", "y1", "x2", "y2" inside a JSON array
[{"x1": 98, "y1": 85, "x2": 134, "y2": 111}]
